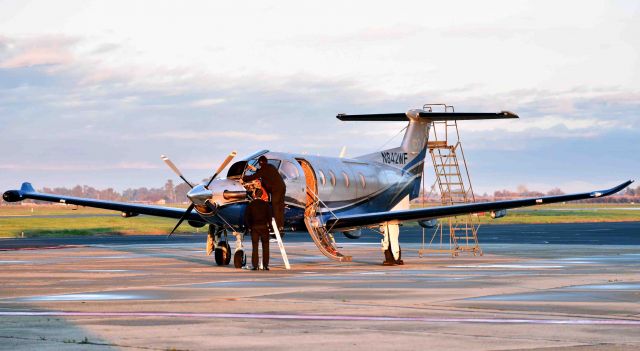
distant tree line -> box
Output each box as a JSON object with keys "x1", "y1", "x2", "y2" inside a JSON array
[
  {"x1": 4, "y1": 180, "x2": 192, "y2": 204},
  {"x1": 421, "y1": 184, "x2": 640, "y2": 204}
]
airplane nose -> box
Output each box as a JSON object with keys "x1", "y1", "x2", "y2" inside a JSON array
[{"x1": 186, "y1": 184, "x2": 212, "y2": 206}]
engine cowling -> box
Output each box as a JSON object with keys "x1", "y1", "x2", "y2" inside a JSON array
[
  {"x1": 490, "y1": 209, "x2": 507, "y2": 219},
  {"x1": 223, "y1": 190, "x2": 248, "y2": 201}
]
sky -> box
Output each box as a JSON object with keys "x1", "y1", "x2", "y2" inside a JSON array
[{"x1": 0, "y1": 0, "x2": 638, "y2": 194}]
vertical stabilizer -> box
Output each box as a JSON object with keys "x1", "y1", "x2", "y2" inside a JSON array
[{"x1": 351, "y1": 109, "x2": 430, "y2": 175}]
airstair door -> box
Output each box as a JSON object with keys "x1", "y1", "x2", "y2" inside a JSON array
[
  {"x1": 296, "y1": 158, "x2": 318, "y2": 217},
  {"x1": 296, "y1": 158, "x2": 352, "y2": 262}
]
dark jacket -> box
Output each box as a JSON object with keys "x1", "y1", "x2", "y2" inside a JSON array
[
  {"x1": 242, "y1": 164, "x2": 286, "y2": 194},
  {"x1": 244, "y1": 198, "x2": 273, "y2": 230}
]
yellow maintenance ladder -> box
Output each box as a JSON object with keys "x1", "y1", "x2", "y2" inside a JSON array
[{"x1": 419, "y1": 104, "x2": 482, "y2": 257}]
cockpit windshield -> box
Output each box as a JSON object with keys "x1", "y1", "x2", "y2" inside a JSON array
[
  {"x1": 226, "y1": 150, "x2": 269, "y2": 179},
  {"x1": 226, "y1": 150, "x2": 299, "y2": 183},
  {"x1": 243, "y1": 158, "x2": 281, "y2": 177}
]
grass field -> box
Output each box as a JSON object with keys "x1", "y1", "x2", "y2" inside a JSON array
[
  {"x1": 410, "y1": 203, "x2": 640, "y2": 225},
  {"x1": 0, "y1": 204, "x2": 195, "y2": 238},
  {"x1": 1, "y1": 203, "x2": 639, "y2": 238}
]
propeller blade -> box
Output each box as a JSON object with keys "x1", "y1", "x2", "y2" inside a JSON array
[
  {"x1": 167, "y1": 203, "x2": 195, "y2": 238},
  {"x1": 205, "y1": 151, "x2": 237, "y2": 188},
  {"x1": 161, "y1": 155, "x2": 194, "y2": 188}
]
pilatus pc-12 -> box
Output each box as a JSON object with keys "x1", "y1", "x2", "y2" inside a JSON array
[{"x1": 3, "y1": 109, "x2": 633, "y2": 267}]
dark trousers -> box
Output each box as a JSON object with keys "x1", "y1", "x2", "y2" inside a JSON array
[
  {"x1": 251, "y1": 226, "x2": 270, "y2": 268},
  {"x1": 271, "y1": 189, "x2": 285, "y2": 230}
]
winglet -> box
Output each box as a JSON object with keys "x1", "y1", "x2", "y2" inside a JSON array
[
  {"x1": 594, "y1": 180, "x2": 634, "y2": 197},
  {"x1": 2, "y1": 182, "x2": 34, "y2": 202},
  {"x1": 20, "y1": 182, "x2": 35, "y2": 194}
]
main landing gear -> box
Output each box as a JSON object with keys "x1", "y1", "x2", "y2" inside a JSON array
[
  {"x1": 207, "y1": 225, "x2": 246, "y2": 268},
  {"x1": 381, "y1": 223, "x2": 403, "y2": 266}
]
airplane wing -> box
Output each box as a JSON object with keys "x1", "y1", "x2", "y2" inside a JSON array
[
  {"x1": 3, "y1": 182, "x2": 202, "y2": 222},
  {"x1": 325, "y1": 180, "x2": 634, "y2": 230}
]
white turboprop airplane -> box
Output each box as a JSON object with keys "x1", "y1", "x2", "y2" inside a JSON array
[{"x1": 3, "y1": 109, "x2": 633, "y2": 267}]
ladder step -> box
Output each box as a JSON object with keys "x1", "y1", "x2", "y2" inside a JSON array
[
  {"x1": 450, "y1": 227, "x2": 473, "y2": 231},
  {"x1": 427, "y1": 141, "x2": 448, "y2": 148}
]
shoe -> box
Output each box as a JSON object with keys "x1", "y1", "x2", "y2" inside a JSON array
[
  {"x1": 251, "y1": 267, "x2": 258, "y2": 270},
  {"x1": 263, "y1": 266, "x2": 269, "y2": 271}
]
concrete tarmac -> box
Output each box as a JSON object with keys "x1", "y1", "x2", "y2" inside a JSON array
[{"x1": 1, "y1": 228, "x2": 639, "y2": 350}]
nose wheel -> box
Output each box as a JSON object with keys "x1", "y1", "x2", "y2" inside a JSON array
[
  {"x1": 210, "y1": 227, "x2": 245, "y2": 268},
  {"x1": 214, "y1": 241, "x2": 232, "y2": 266}
]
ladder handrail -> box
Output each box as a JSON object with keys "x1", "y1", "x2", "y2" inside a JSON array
[
  {"x1": 422, "y1": 106, "x2": 482, "y2": 257},
  {"x1": 304, "y1": 185, "x2": 341, "y2": 233}
]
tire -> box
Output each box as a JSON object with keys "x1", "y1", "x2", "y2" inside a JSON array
[
  {"x1": 233, "y1": 250, "x2": 246, "y2": 269},
  {"x1": 384, "y1": 245, "x2": 402, "y2": 265},
  {"x1": 215, "y1": 241, "x2": 231, "y2": 266}
]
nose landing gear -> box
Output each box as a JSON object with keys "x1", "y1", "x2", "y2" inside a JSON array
[{"x1": 208, "y1": 225, "x2": 246, "y2": 268}]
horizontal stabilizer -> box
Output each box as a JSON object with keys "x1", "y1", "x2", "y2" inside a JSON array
[{"x1": 337, "y1": 111, "x2": 518, "y2": 121}]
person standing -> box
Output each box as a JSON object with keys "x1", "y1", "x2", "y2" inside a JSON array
[
  {"x1": 242, "y1": 155, "x2": 286, "y2": 231},
  {"x1": 244, "y1": 189, "x2": 272, "y2": 270}
]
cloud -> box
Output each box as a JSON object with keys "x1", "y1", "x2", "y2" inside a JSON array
[
  {"x1": 190, "y1": 98, "x2": 226, "y2": 107},
  {"x1": 0, "y1": 31, "x2": 637, "y2": 192},
  {"x1": 152, "y1": 130, "x2": 280, "y2": 142},
  {"x1": 463, "y1": 115, "x2": 623, "y2": 135},
  {"x1": 0, "y1": 162, "x2": 161, "y2": 171},
  {"x1": 0, "y1": 35, "x2": 77, "y2": 69}
]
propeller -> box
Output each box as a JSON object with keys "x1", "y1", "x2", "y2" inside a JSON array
[
  {"x1": 161, "y1": 151, "x2": 237, "y2": 237},
  {"x1": 161, "y1": 155, "x2": 195, "y2": 188},
  {"x1": 168, "y1": 203, "x2": 195, "y2": 237},
  {"x1": 205, "y1": 151, "x2": 237, "y2": 188}
]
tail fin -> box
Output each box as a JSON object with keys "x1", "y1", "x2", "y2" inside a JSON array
[
  {"x1": 338, "y1": 109, "x2": 518, "y2": 171},
  {"x1": 20, "y1": 182, "x2": 35, "y2": 193},
  {"x1": 338, "y1": 109, "x2": 519, "y2": 198}
]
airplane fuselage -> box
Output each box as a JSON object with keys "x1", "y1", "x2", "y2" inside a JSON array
[{"x1": 192, "y1": 150, "x2": 423, "y2": 233}]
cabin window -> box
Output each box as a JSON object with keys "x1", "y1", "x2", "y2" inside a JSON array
[
  {"x1": 359, "y1": 173, "x2": 366, "y2": 189},
  {"x1": 328, "y1": 170, "x2": 336, "y2": 187},
  {"x1": 318, "y1": 170, "x2": 326, "y2": 186},
  {"x1": 279, "y1": 160, "x2": 299, "y2": 180},
  {"x1": 342, "y1": 171, "x2": 350, "y2": 188}
]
